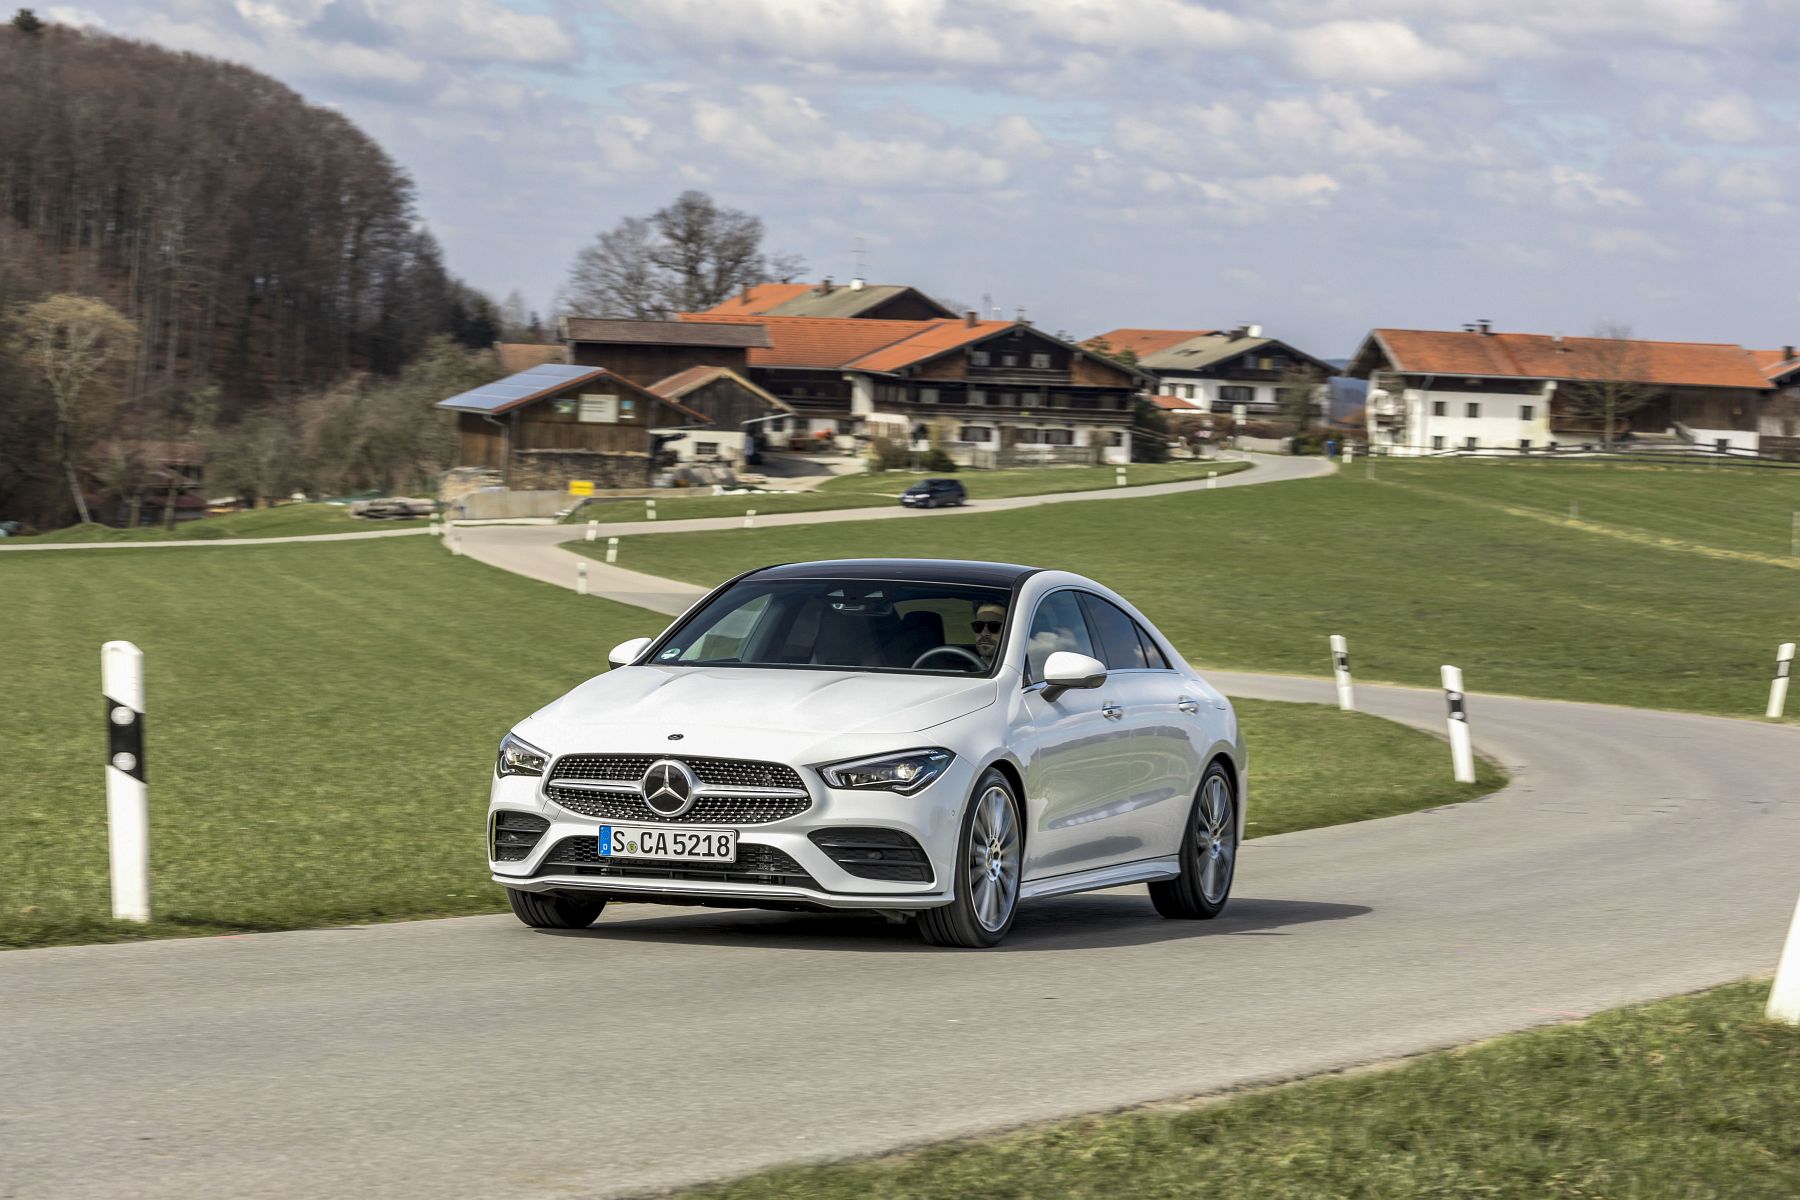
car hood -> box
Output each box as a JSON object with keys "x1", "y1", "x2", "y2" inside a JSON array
[{"x1": 528, "y1": 665, "x2": 998, "y2": 744}]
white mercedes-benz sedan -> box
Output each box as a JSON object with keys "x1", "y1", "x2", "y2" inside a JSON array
[{"x1": 488, "y1": 559, "x2": 1245, "y2": 947}]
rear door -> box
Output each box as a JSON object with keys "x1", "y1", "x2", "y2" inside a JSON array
[{"x1": 1077, "y1": 593, "x2": 1203, "y2": 860}]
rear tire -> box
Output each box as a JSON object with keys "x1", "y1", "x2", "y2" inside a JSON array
[
  {"x1": 918, "y1": 768, "x2": 1022, "y2": 948},
  {"x1": 506, "y1": 888, "x2": 606, "y2": 929},
  {"x1": 1149, "y1": 762, "x2": 1237, "y2": 919}
]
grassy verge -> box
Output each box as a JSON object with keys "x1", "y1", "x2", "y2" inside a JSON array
[
  {"x1": 615, "y1": 459, "x2": 1800, "y2": 717},
  {"x1": 559, "y1": 460, "x2": 1254, "y2": 525},
  {"x1": 681, "y1": 980, "x2": 1800, "y2": 1200},
  {"x1": 1, "y1": 540, "x2": 1493, "y2": 948},
  {"x1": 5, "y1": 503, "x2": 428, "y2": 542}
]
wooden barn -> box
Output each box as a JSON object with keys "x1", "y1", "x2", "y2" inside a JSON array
[{"x1": 436, "y1": 363, "x2": 708, "y2": 490}]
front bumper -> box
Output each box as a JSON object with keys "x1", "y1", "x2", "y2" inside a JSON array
[{"x1": 488, "y1": 752, "x2": 977, "y2": 911}]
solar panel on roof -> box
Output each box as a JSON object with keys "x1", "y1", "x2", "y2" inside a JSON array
[{"x1": 436, "y1": 364, "x2": 605, "y2": 413}]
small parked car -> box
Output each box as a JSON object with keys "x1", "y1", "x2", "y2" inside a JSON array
[
  {"x1": 899, "y1": 478, "x2": 966, "y2": 509},
  {"x1": 487, "y1": 558, "x2": 1245, "y2": 947}
]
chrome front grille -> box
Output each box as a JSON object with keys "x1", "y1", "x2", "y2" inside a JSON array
[{"x1": 545, "y1": 754, "x2": 812, "y2": 825}]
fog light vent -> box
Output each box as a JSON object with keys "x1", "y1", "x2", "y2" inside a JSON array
[
  {"x1": 491, "y1": 811, "x2": 551, "y2": 862},
  {"x1": 808, "y1": 827, "x2": 934, "y2": 883}
]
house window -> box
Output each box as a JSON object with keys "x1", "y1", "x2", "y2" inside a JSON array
[
  {"x1": 1431, "y1": 400, "x2": 1446, "y2": 417},
  {"x1": 1465, "y1": 402, "x2": 1481, "y2": 418},
  {"x1": 1016, "y1": 428, "x2": 1043, "y2": 443},
  {"x1": 1001, "y1": 353, "x2": 1019, "y2": 367},
  {"x1": 620, "y1": 398, "x2": 636, "y2": 419},
  {"x1": 1107, "y1": 432, "x2": 1125, "y2": 446},
  {"x1": 1464, "y1": 436, "x2": 1478, "y2": 450},
  {"x1": 1521, "y1": 404, "x2": 1535, "y2": 421},
  {"x1": 919, "y1": 388, "x2": 939, "y2": 404},
  {"x1": 1257, "y1": 356, "x2": 1273, "y2": 370},
  {"x1": 970, "y1": 350, "x2": 990, "y2": 366},
  {"x1": 959, "y1": 425, "x2": 994, "y2": 442},
  {"x1": 1030, "y1": 352, "x2": 1051, "y2": 369},
  {"x1": 694, "y1": 441, "x2": 718, "y2": 456},
  {"x1": 1519, "y1": 439, "x2": 1532, "y2": 451},
  {"x1": 1432, "y1": 435, "x2": 1446, "y2": 450},
  {"x1": 970, "y1": 389, "x2": 988, "y2": 405},
  {"x1": 1000, "y1": 392, "x2": 1018, "y2": 407},
  {"x1": 1044, "y1": 429, "x2": 1074, "y2": 445},
  {"x1": 1220, "y1": 385, "x2": 1253, "y2": 406}
]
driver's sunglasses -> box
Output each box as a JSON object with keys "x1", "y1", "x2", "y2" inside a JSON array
[{"x1": 971, "y1": 620, "x2": 1003, "y2": 633}]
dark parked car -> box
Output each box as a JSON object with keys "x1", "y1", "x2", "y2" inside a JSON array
[{"x1": 899, "y1": 478, "x2": 967, "y2": 509}]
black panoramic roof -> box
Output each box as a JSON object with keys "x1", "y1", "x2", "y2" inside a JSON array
[{"x1": 747, "y1": 559, "x2": 1041, "y2": 588}]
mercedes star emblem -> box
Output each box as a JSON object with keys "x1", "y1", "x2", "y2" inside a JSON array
[{"x1": 640, "y1": 758, "x2": 698, "y2": 817}]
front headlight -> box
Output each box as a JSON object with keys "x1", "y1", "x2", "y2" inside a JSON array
[
  {"x1": 496, "y1": 731, "x2": 549, "y2": 778},
  {"x1": 819, "y1": 748, "x2": 954, "y2": 795}
]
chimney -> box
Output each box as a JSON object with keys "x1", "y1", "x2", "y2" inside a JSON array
[
  {"x1": 816, "y1": 276, "x2": 833, "y2": 295},
  {"x1": 849, "y1": 277, "x2": 865, "y2": 291},
  {"x1": 963, "y1": 309, "x2": 979, "y2": 328},
  {"x1": 1553, "y1": 332, "x2": 1565, "y2": 351},
  {"x1": 1246, "y1": 323, "x2": 1262, "y2": 338},
  {"x1": 1785, "y1": 344, "x2": 1796, "y2": 362},
  {"x1": 1477, "y1": 319, "x2": 1492, "y2": 335}
]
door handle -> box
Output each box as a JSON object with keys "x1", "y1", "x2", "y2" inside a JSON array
[
  {"x1": 1101, "y1": 701, "x2": 1124, "y2": 721},
  {"x1": 1176, "y1": 696, "x2": 1200, "y2": 714}
]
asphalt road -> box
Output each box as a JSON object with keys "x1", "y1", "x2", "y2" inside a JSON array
[{"x1": 9, "y1": 450, "x2": 1797, "y2": 1198}]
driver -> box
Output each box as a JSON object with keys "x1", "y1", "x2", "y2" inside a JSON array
[{"x1": 972, "y1": 600, "x2": 1007, "y2": 665}]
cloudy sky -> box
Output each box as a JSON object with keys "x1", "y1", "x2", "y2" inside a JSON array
[{"x1": 51, "y1": 0, "x2": 1800, "y2": 355}]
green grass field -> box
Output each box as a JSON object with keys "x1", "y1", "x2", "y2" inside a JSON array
[
  {"x1": 561, "y1": 460, "x2": 1252, "y2": 524},
  {"x1": 1, "y1": 538, "x2": 1494, "y2": 948},
  {"x1": 681, "y1": 980, "x2": 1800, "y2": 1200},
  {"x1": 613, "y1": 459, "x2": 1800, "y2": 718},
  {"x1": 7, "y1": 503, "x2": 429, "y2": 542}
]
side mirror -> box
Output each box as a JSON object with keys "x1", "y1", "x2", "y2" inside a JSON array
[
  {"x1": 608, "y1": 637, "x2": 654, "y2": 669},
  {"x1": 1040, "y1": 651, "x2": 1106, "y2": 702}
]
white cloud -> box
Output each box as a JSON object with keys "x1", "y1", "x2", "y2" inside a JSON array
[
  {"x1": 1478, "y1": 165, "x2": 1644, "y2": 214},
  {"x1": 1684, "y1": 93, "x2": 1765, "y2": 142},
  {"x1": 1286, "y1": 20, "x2": 1475, "y2": 83}
]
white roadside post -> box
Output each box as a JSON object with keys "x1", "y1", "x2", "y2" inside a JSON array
[
  {"x1": 744, "y1": 508, "x2": 756, "y2": 529},
  {"x1": 449, "y1": 532, "x2": 463, "y2": 557},
  {"x1": 1344, "y1": 444, "x2": 1355, "y2": 466},
  {"x1": 605, "y1": 536, "x2": 619, "y2": 564},
  {"x1": 1791, "y1": 511, "x2": 1798, "y2": 558},
  {"x1": 429, "y1": 514, "x2": 440, "y2": 538},
  {"x1": 1115, "y1": 466, "x2": 1127, "y2": 488},
  {"x1": 646, "y1": 498, "x2": 657, "y2": 521},
  {"x1": 102, "y1": 641, "x2": 151, "y2": 923},
  {"x1": 577, "y1": 561, "x2": 588, "y2": 596},
  {"x1": 1207, "y1": 470, "x2": 1217, "y2": 489},
  {"x1": 586, "y1": 519, "x2": 597, "y2": 543},
  {"x1": 1330, "y1": 634, "x2": 1355, "y2": 712},
  {"x1": 1768, "y1": 642, "x2": 1795, "y2": 718},
  {"x1": 1441, "y1": 664, "x2": 1476, "y2": 783},
  {"x1": 1769, "y1": 892, "x2": 1800, "y2": 1023}
]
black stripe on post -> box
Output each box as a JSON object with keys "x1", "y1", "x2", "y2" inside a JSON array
[
  {"x1": 1445, "y1": 690, "x2": 1468, "y2": 723},
  {"x1": 105, "y1": 695, "x2": 147, "y2": 782},
  {"x1": 1335, "y1": 651, "x2": 1350, "y2": 671},
  {"x1": 1779, "y1": 661, "x2": 1792, "y2": 680}
]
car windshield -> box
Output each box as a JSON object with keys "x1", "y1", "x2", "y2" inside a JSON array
[{"x1": 651, "y1": 579, "x2": 1012, "y2": 675}]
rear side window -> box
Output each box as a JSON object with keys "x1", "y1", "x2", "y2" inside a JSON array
[
  {"x1": 1079, "y1": 594, "x2": 1153, "y2": 671},
  {"x1": 1025, "y1": 591, "x2": 1096, "y2": 681},
  {"x1": 1136, "y1": 625, "x2": 1171, "y2": 670}
]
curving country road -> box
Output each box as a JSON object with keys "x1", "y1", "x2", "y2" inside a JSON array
[{"x1": 6, "y1": 450, "x2": 1798, "y2": 1200}]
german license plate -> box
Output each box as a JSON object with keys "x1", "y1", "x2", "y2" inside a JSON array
[{"x1": 598, "y1": 825, "x2": 737, "y2": 863}]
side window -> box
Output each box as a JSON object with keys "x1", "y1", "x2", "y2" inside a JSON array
[
  {"x1": 1078, "y1": 594, "x2": 1149, "y2": 670},
  {"x1": 1025, "y1": 591, "x2": 1097, "y2": 681},
  {"x1": 1135, "y1": 624, "x2": 1171, "y2": 670}
]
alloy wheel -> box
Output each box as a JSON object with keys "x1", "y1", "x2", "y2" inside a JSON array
[
  {"x1": 967, "y1": 784, "x2": 1020, "y2": 932},
  {"x1": 1195, "y1": 773, "x2": 1236, "y2": 904}
]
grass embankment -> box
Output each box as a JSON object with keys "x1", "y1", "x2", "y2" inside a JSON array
[
  {"x1": 616, "y1": 459, "x2": 1800, "y2": 717},
  {"x1": 6, "y1": 503, "x2": 428, "y2": 543},
  {"x1": 683, "y1": 980, "x2": 1800, "y2": 1200},
  {"x1": 561, "y1": 460, "x2": 1253, "y2": 524},
  {"x1": 1, "y1": 538, "x2": 1492, "y2": 949}
]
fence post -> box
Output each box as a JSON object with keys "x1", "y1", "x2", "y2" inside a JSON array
[
  {"x1": 1768, "y1": 642, "x2": 1795, "y2": 719},
  {"x1": 102, "y1": 641, "x2": 151, "y2": 923},
  {"x1": 646, "y1": 498, "x2": 657, "y2": 521},
  {"x1": 577, "y1": 561, "x2": 588, "y2": 596},
  {"x1": 1441, "y1": 665, "x2": 1476, "y2": 783},
  {"x1": 605, "y1": 536, "x2": 619, "y2": 564},
  {"x1": 1330, "y1": 634, "x2": 1354, "y2": 711},
  {"x1": 1115, "y1": 466, "x2": 1127, "y2": 487},
  {"x1": 586, "y1": 519, "x2": 597, "y2": 543}
]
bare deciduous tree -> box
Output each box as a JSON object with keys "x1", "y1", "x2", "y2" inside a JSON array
[
  {"x1": 1561, "y1": 322, "x2": 1653, "y2": 447},
  {"x1": 8, "y1": 294, "x2": 139, "y2": 523},
  {"x1": 1276, "y1": 362, "x2": 1328, "y2": 434},
  {"x1": 563, "y1": 191, "x2": 806, "y2": 318}
]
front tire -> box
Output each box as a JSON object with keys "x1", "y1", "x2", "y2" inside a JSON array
[
  {"x1": 506, "y1": 888, "x2": 606, "y2": 929},
  {"x1": 918, "y1": 768, "x2": 1022, "y2": 948},
  {"x1": 1149, "y1": 762, "x2": 1237, "y2": 919}
]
